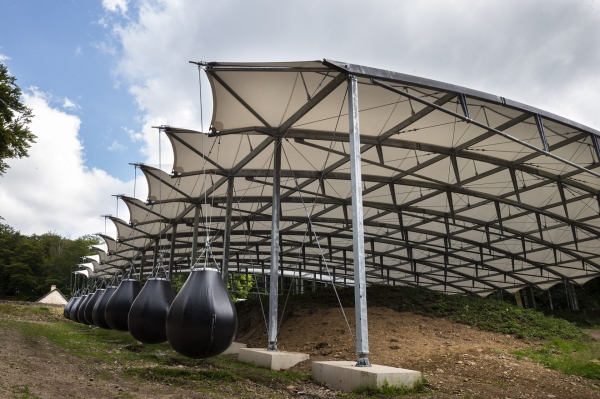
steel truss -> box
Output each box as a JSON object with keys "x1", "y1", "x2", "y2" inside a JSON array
[{"x1": 89, "y1": 59, "x2": 600, "y2": 365}]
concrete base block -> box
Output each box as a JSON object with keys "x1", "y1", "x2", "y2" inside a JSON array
[
  {"x1": 222, "y1": 342, "x2": 246, "y2": 355},
  {"x1": 238, "y1": 348, "x2": 309, "y2": 371},
  {"x1": 312, "y1": 361, "x2": 422, "y2": 392}
]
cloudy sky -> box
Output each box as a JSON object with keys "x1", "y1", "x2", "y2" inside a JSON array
[{"x1": 0, "y1": 0, "x2": 599, "y2": 238}]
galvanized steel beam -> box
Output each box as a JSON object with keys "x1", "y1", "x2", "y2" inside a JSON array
[{"x1": 348, "y1": 75, "x2": 370, "y2": 367}]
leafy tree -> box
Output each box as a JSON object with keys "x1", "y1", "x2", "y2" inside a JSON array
[
  {"x1": 171, "y1": 274, "x2": 188, "y2": 294},
  {"x1": 0, "y1": 62, "x2": 36, "y2": 175},
  {"x1": 228, "y1": 274, "x2": 254, "y2": 301},
  {"x1": 170, "y1": 272, "x2": 254, "y2": 300},
  {"x1": 0, "y1": 223, "x2": 99, "y2": 300}
]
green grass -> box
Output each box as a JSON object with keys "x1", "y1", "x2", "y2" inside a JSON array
[
  {"x1": 512, "y1": 339, "x2": 600, "y2": 380},
  {"x1": 1, "y1": 314, "x2": 313, "y2": 396},
  {"x1": 239, "y1": 284, "x2": 586, "y2": 340},
  {"x1": 11, "y1": 385, "x2": 41, "y2": 399},
  {"x1": 2, "y1": 318, "x2": 140, "y2": 363},
  {"x1": 544, "y1": 309, "x2": 600, "y2": 329},
  {"x1": 341, "y1": 378, "x2": 429, "y2": 398},
  {"x1": 126, "y1": 358, "x2": 310, "y2": 389},
  {"x1": 0, "y1": 303, "x2": 60, "y2": 321}
]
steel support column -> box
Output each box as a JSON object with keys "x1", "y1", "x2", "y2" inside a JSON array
[
  {"x1": 570, "y1": 282, "x2": 579, "y2": 310},
  {"x1": 268, "y1": 137, "x2": 282, "y2": 351},
  {"x1": 348, "y1": 74, "x2": 371, "y2": 367},
  {"x1": 565, "y1": 280, "x2": 573, "y2": 310},
  {"x1": 222, "y1": 177, "x2": 234, "y2": 282},
  {"x1": 191, "y1": 205, "x2": 201, "y2": 269},
  {"x1": 168, "y1": 223, "x2": 177, "y2": 282}
]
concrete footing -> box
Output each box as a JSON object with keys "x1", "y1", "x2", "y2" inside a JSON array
[
  {"x1": 222, "y1": 342, "x2": 246, "y2": 355},
  {"x1": 312, "y1": 361, "x2": 422, "y2": 392},
  {"x1": 238, "y1": 348, "x2": 309, "y2": 371}
]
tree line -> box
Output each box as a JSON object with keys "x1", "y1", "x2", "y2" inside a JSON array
[{"x1": 0, "y1": 222, "x2": 99, "y2": 301}]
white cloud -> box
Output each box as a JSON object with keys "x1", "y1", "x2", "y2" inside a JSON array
[
  {"x1": 108, "y1": 140, "x2": 127, "y2": 151},
  {"x1": 124, "y1": 126, "x2": 144, "y2": 142},
  {"x1": 0, "y1": 89, "x2": 146, "y2": 238},
  {"x1": 91, "y1": 41, "x2": 117, "y2": 56},
  {"x1": 75, "y1": 46, "x2": 82, "y2": 55},
  {"x1": 105, "y1": 0, "x2": 600, "y2": 167},
  {"x1": 0, "y1": 53, "x2": 10, "y2": 62},
  {"x1": 102, "y1": 0, "x2": 129, "y2": 14},
  {"x1": 62, "y1": 97, "x2": 79, "y2": 110}
]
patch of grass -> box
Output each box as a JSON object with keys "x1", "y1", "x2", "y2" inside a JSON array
[
  {"x1": 126, "y1": 365, "x2": 240, "y2": 386},
  {"x1": 238, "y1": 285, "x2": 586, "y2": 341},
  {"x1": 342, "y1": 378, "x2": 429, "y2": 397},
  {"x1": 2, "y1": 313, "x2": 312, "y2": 395},
  {"x1": 12, "y1": 385, "x2": 41, "y2": 399},
  {"x1": 512, "y1": 339, "x2": 600, "y2": 380},
  {"x1": 1, "y1": 317, "x2": 143, "y2": 364},
  {"x1": 126, "y1": 355, "x2": 311, "y2": 389},
  {"x1": 0, "y1": 304, "x2": 61, "y2": 321},
  {"x1": 544, "y1": 309, "x2": 600, "y2": 329}
]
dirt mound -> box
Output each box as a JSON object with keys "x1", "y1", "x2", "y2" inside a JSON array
[{"x1": 237, "y1": 305, "x2": 600, "y2": 398}]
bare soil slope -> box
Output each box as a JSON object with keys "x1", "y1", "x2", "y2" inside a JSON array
[{"x1": 238, "y1": 305, "x2": 600, "y2": 398}]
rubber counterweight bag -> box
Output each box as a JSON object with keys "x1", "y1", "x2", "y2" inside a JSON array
[
  {"x1": 77, "y1": 294, "x2": 92, "y2": 324},
  {"x1": 105, "y1": 279, "x2": 141, "y2": 332},
  {"x1": 73, "y1": 295, "x2": 88, "y2": 323},
  {"x1": 69, "y1": 297, "x2": 82, "y2": 321},
  {"x1": 92, "y1": 286, "x2": 117, "y2": 329},
  {"x1": 128, "y1": 278, "x2": 175, "y2": 344},
  {"x1": 63, "y1": 297, "x2": 75, "y2": 319},
  {"x1": 84, "y1": 289, "x2": 104, "y2": 325},
  {"x1": 166, "y1": 269, "x2": 237, "y2": 358}
]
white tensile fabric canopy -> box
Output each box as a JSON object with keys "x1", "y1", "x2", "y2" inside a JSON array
[{"x1": 92, "y1": 60, "x2": 600, "y2": 296}]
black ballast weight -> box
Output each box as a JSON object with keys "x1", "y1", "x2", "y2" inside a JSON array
[
  {"x1": 68, "y1": 296, "x2": 82, "y2": 321},
  {"x1": 166, "y1": 269, "x2": 237, "y2": 359},
  {"x1": 128, "y1": 278, "x2": 175, "y2": 344},
  {"x1": 84, "y1": 289, "x2": 104, "y2": 325},
  {"x1": 73, "y1": 295, "x2": 88, "y2": 323},
  {"x1": 105, "y1": 279, "x2": 141, "y2": 331},
  {"x1": 63, "y1": 297, "x2": 76, "y2": 320},
  {"x1": 92, "y1": 286, "x2": 117, "y2": 329},
  {"x1": 77, "y1": 294, "x2": 92, "y2": 324}
]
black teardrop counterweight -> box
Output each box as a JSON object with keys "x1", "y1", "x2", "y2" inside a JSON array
[
  {"x1": 92, "y1": 286, "x2": 117, "y2": 329},
  {"x1": 84, "y1": 289, "x2": 104, "y2": 325},
  {"x1": 105, "y1": 280, "x2": 141, "y2": 331},
  {"x1": 63, "y1": 297, "x2": 75, "y2": 320},
  {"x1": 166, "y1": 269, "x2": 237, "y2": 358},
  {"x1": 68, "y1": 297, "x2": 82, "y2": 321},
  {"x1": 77, "y1": 294, "x2": 92, "y2": 324},
  {"x1": 128, "y1": 278, "x2": 175, "y2": 344}
]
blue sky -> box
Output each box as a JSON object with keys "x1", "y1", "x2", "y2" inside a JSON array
[
  {"x1": 0, "y1": 0, "x2": 140, "y2": 181},
  {"x1": 0, "y1": 0, "x2": 598, "y2": 238}
]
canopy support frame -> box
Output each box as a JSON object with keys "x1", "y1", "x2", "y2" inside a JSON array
[
  {"x1": 348, "y1": 74, "x2": 371, "y2": 367},
  {"x1": 268, "y1": 137, "x2": 282, "y2": 351}
]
